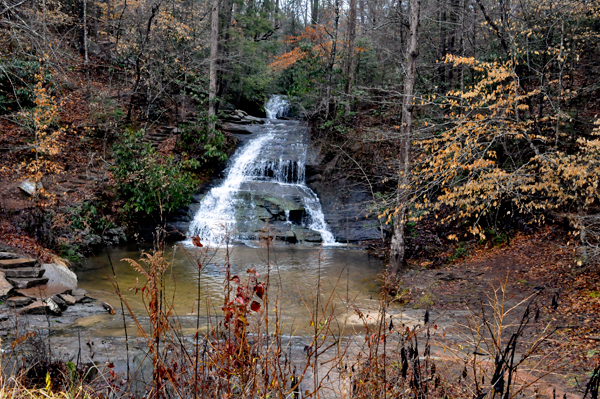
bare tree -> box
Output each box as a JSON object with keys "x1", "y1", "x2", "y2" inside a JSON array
[
  {"x1": 208, "y1": 0, "x2": 219, "y2": 132},
  {"x1": 344, "y1": 0, "x2": 358, "y2": 110},
  {"x1": 388, "y1": 0, "x2": 420, "y2": 290}
]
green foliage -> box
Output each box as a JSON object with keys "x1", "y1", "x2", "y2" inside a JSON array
[
  {"x1": 69, "y1": 201, "x2": 125, "y2": 244},
  {"x1": 112, "y1": 129, "x2": 196, "y2": 217},
  {"x1": 0, "y1": 59, "x2": 51, "y2": 114},
  {"x1": 57, "y1": 242, "x2": 84, "y2": 265},
  {"x1": 449, "y1": 242, "x2": 470, "y2": 262},
  {"x1": 179, "y1": 115, "x2": 229, "y2": 164},
  {"x1": 276, "y1": 42, "x2": 327, "y2": 99}
]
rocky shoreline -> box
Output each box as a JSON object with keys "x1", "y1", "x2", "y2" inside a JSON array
[{"x1": 0, "y1": 250, "x2": 112, "y2": 336}]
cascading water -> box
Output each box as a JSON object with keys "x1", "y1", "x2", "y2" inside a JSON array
[{"x1": 188, "y1": 96, "x2": 336, "y2": 245}]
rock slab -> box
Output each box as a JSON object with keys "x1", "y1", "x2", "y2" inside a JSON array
[
  {"x1": 0, "y1": 272, "x2": 13, "y2": 299},
  {"x1": 0, "y1": 258, "x2": 38, "y2": 268}
]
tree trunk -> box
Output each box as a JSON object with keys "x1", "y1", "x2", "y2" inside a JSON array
[
  {"x1": 208, "y1": 0, "x2": 219, "y2": 133},
  {"x1": 83, "y1": 0, "x2": 90, "y2": 99},
  {"x1": 217, "y1": 0, "x2": 232, "y2": 98},
  {"x1": 344, "y1": 0, "x2": 357, "y2": 110},
  {"x1": 311, "y1": 0, "x2": 318, "y2": 25},
  {"x1": 388, "y1": 0, "x2": 420, "y2": 290},
  {"x1": 325, "y1": 0, "x2": 340, "y2": 116}
]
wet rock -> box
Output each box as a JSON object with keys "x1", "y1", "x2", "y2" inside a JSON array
[
  {"x1": 75, "y1": 294, "x2": 97, "y2": 304},
  {"x1": 276, "y1": 230, "x2": 297, "y2": 244},
  {"x1": 45, "y1": 298, "x2": 61, "y2": 314},
  {"x1": 220, "y1": 123, "x2": 256, "y2": 134},
  {"x1": 293, "y1": 228, "x2": 323, "y2": 243},
  {"x1": 16, "y1": 283, "x2": 71, "y2": 300},
  {"x1": 71, "y1": 288, "x2": 88, "y2": 297},
  {"x1": 51, "y1": 295, "x2": 69, "y2": 310},
  {"x1": 0, "y1": 272, "x2": 13, "y2": 299},
  {"x1": 243, "y1": 115, "x2": 264, "y2": 124},
  {"x1": 19, "y1": 300, "x2": 49, "y2": 315},
  {"x1": 6, "y1": 296, "x2": 34, "y2": 307},
  {"x1": 59, "y1": 293, "x2": 77, "y2": 306},
  {"x1": 165, "y1": 224, "x2": 187, "y2": 241},
  {"x1": 42, "y1": 263, "x2": 78, "y2": 289},
  {"x1": 305, "y1": 172, "x2": 384, "y2": 243}
]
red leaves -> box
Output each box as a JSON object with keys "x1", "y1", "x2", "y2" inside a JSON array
[
  {"x1": 191, "y1": 236, "x2": 203, "y2": 247},
  {"x1": 234, "y1": 296, "x2": 246, "y2": 305},
  {"x1": 254, "y1": 282, "x2": 266, "y2": 299},
  {"x1": 250, "y1": 301, "x2": 261, "y2": 312}
]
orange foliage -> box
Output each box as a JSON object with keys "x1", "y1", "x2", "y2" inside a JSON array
[{"x1": 269, "y1": 24, "x2": 367, "y2": 72}]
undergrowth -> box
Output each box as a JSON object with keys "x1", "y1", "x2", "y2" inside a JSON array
[{"x1": 1, "y1": 232, "x2": 598, "y2": 398}]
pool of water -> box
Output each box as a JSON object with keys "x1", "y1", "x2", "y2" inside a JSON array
[{"x1": 75, "y1": 242, "x2": 386, "y2": 337}]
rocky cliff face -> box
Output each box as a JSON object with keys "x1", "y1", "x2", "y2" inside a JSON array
[{"x1": 304, "y1": 148, "x2": 385, "y2": 244}]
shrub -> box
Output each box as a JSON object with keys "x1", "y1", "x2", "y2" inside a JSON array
[{"x1": 112, "y1": 129, "x2": 196, "y2": 218}]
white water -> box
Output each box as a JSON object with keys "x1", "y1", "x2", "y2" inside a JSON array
[{"x1": 188, "y1": 96, "x2": 336, "y2": 246}]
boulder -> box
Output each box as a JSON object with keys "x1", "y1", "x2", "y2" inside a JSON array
[
  {"x1": 42, "y1": 263, "x2": 78, "y2": 289},
  {"x1": 0, "y1": 272, "x2": 13, "y2": 299}
]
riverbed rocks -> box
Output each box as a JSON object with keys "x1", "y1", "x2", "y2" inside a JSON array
[
  {"x1": 0, "y1": 249, "x2": 99, "y2": 318},
  {"x1": 221, "y1": 109, "x2": 265, "y2": 125}
]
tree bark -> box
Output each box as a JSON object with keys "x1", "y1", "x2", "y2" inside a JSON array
[
  {"x1": 344, "y1": 0, "x2": 357, "y2": 109},
  {"x1": 83, "y1": 0, "x2": 90, "y2": 99},
  {"x1": 325, "y1": 0, "x2": 340, "y2": 116},
  {"x1": 208, "y1": 0, "x2": 219, "y2": 133},
  {"x1": 388, "y1": 0, "x2": 420, "y2": 290},
  {"x1": 311, "y1": 0, "x2": 318, "y2": 25}
]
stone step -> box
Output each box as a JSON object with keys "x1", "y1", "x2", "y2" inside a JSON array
[
  {"x1": 6, "y1": 277, "x2": 49, "y2": 289},
  {"x1": 19, "y1": 300, "x2": 61, "y2": 315},
  {"x1": 6, "y1": 296, "x2": 34, "y2": 307},
  {"x1": 1, "y1": 267, "x2": 45, "y2": 278},
  {"x1": 0, "y1": 252, "x2": 19, "y2": 260},
  {"x1": 0, "y1": 258, "x2": 39, "y2": 269}
]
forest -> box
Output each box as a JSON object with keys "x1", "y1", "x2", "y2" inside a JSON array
[{"x1": 0, "y1": 0, "x2": 600, "y2": 397}]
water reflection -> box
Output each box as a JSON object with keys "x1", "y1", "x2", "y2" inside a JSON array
[{"x1": 76, "y1": 243, "x2": 385, "y2": 337}]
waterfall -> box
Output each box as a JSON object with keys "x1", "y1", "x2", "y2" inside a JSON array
[{"x1": 188, "y1": 96, "x2": 336, "y2": 246}]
